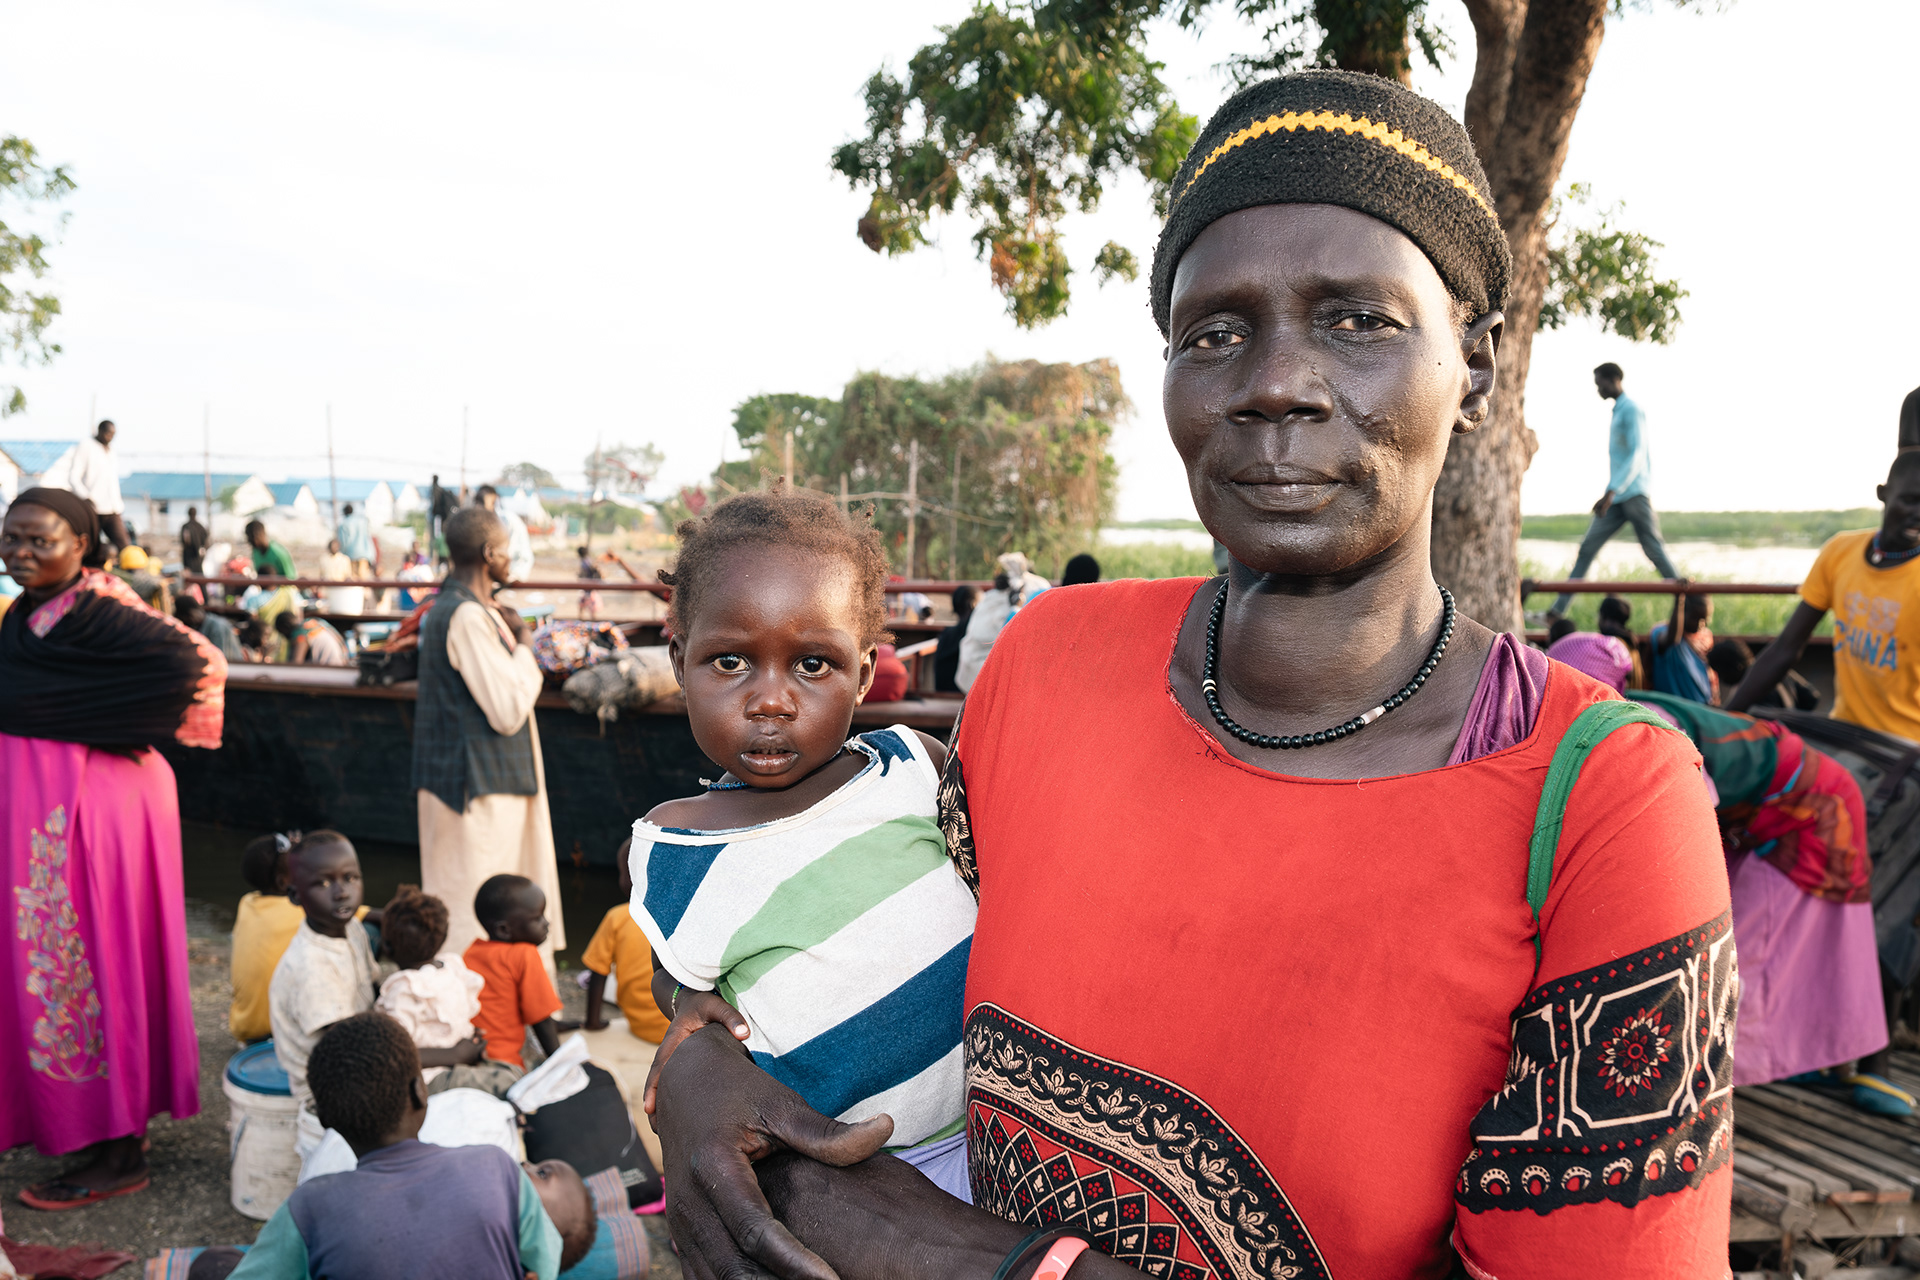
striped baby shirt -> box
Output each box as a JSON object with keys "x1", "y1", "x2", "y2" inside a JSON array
[{"x1": 628, "y1": 726, "x2": 975, "y2": 1149}]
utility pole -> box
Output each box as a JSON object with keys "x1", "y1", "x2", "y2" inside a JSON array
[
  {"x1": 904, "y1": 438, "x2": 920, "y2": 578},
  {"x1": 326, "y1": 404, "x2": 339, "y2": 526},
  {"x1": 784, "y1": 430, "x2": 794, "y2": 488},
  {"x1": 202, "y1": 403, "x2": 212, "y2": 524},
  {"x1": 585, "y1": 435, "x2": 602, "y2": 557},
  {"x1": 840, "y1": 472, "x2": 848, "y2": 514},
  {"x1": 460, "y1": 405, "x2": 469, "y2": 500}
]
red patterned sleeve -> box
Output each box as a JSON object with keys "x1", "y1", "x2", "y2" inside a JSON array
[{"x1": 1453, "y1": 721, "x2": 1735, "y2": 1279}]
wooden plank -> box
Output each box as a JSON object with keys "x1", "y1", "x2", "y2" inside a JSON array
[
  {"x1": 1729, "y1": 1199, "x2": 1919, "y2": 1241},
  {"x1": 1748, "y1": 1085, "x2": 1920, "y2": 1163},
  {"x1": 1734, "y1": 1147, "x2": 1814, "y2": 1202},
  {"x1": 1735, "y1": 1106, "x2": 1913, "y2": 1197},
  {"x1": 1732, "y1": 1170, "x2": 1816, "y2": 1232},
  {"x1": 1734, "y1": 1135, "x2": 1853, "y2": 1200},
  {"x1": 1738, "y1": 1096, "x2": 1920, "y2": 1192}
]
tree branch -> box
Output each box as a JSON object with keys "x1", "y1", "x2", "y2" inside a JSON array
[{"x1": 1461, "y1": 0, "x2": 1525, "y2": 151}]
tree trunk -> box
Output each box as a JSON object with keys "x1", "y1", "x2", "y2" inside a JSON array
[
  {"x1": 1316, "y1": 0, "x2": 1417, "y2": 82},
  {"x1": 1430, "y1": 0, "x2": 1608, "y2": 632}
]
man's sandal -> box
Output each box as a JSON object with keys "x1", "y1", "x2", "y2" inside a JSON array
[{"x1": 16, "y1": 1175, "x2": 151, "y2": 1212}]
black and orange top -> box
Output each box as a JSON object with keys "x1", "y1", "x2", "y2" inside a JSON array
[{"x1": 940, "y1": 578, "x2": 1733, "y2": 1280}]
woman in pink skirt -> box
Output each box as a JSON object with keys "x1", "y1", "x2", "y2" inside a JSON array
[{"x1": 0, "y1": 488, "x2": 226, "y2": 1210}]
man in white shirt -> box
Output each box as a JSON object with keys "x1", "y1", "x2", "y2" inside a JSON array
[
  {"x1": 45, "y1": 420, "x2": 129, "y2": 553},
  {"x1": 473, "y1": 484, "x2": 534, "y2": 583}
]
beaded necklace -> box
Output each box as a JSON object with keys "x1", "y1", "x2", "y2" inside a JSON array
[
  {"x1": 1867, "y1": 534, "x2": 1920, "y2": 569},
  {"x1": 1201, "y1": 581, "x2": 1456, "y2": 749}
]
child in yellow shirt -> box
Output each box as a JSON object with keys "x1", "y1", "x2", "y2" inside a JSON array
[
  {"x1": 580, "y1": 840, "x2": 667, "y2": 1043},
  {"x1": 230, "y1": 833, "x2": 304, "y2": 1042}
]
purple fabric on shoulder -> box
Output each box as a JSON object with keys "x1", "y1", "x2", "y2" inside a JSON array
[{"x1": 1447, "y1": 632, "x2": 1550, "y2": 765}]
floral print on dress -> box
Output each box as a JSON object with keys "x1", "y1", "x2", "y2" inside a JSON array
[{"x1": 13, "y1": 805, "x2": 106, "y2": 1081}]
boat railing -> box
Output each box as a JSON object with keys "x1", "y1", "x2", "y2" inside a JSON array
[
  {"x1": 182, "y1": 574, "x2": 992, "y2": 598},
  {"x1": 1522, "y1": 578, "x2": 1800, "y2": 597}
]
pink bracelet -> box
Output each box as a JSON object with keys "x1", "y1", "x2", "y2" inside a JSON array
[{"x1": 1032, "y1": 1237, "x2": 1091, "y2": 1280}]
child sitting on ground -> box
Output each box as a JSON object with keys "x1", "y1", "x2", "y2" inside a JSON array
[
  {"x1": 375, "y1": 886, "x2": 509, "y2": 1095},
  {"x1": 465, "y1": 874, "x2": 574, "y2": 1076},
  {"x1": 233, "y1": 831, "x2": 381, "y2": 1045},
  {"x1": 630, "y1": 484, "x2": 977, "y2": 1200},
  {"x1": 580, "y1": 840, "x2": 667, "y2": 1045},
  {"x1": 230, "y1": 832, "x2": 302, "y2": 1043},
  {"x1": 227, "y1": 1011, "x2": 595, "y2": 1279},
  {"x1": 268, "y1": 830, "x2": 379, "y2": 1157}
]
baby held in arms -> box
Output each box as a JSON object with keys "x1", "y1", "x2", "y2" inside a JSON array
[{"x1": 627, "y1": 484, "x2": 977, "y2": 1201}]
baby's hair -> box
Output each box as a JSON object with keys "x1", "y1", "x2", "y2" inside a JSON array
[
  {"x1": 659, "y1": 481, "x2": 892, "y2": 647},
  {"x1": 475, "y1": 873, "x2": 536, "y2": 934},
  {"x1": 240, "y1": 832, "x2": 295, "y2": 894},
  {"x1": 382, "y1": 886, "x2": 449, "y2": 969},
  {"x1": 309, "y1": 1012, "x2": 420, "y2": 1151}
]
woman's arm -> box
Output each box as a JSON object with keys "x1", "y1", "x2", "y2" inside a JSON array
[
  {"x1": 656, "y1": 1026, "x2": 1144, "y2": 1280},
  {"x1": 758, "y1": 1150, "x2": 1143, "y2": 1280},
  {"x1": 654, "y1": 1024, "x2": 895, "y2": 1280}
]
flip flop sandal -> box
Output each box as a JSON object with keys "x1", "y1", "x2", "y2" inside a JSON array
[
  {"x1": 1845, "y1": 1073, "x2": 1916, "y2": 1117},
  {"x1": 16, "y1": 1175, "x2": 152, "y2": 1212}
]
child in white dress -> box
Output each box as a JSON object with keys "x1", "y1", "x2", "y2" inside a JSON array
[{"x1": 373, "y1": 887, "x2": 500, "y2": 1094}]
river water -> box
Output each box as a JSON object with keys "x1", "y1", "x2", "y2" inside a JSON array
[{"x1": 1101, "y1": 528, "x2": 1821, "y2": 584}]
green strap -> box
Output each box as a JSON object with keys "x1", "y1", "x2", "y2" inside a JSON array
[{"x1": 1527, "y1": 700, "x2": 1682, "y2": 965}]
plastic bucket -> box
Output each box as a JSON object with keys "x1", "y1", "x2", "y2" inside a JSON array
[{"x1": 223, "y1": 1040, "x2": 301, "y2": 1220}]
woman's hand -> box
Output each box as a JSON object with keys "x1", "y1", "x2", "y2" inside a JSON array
[
  {"x1": 655, "y1": 1023, "x2": 894, "y2": 1280},
  {"x1": 757, "y1": 1151, "x2": 1145, "y2": 1280},
  {"x1": 642, "y1": 987, "x2": 753, "y2": 1124}
]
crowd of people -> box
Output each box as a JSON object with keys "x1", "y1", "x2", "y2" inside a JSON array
[{"x1": 8, "y1": 66, "x2": 1920, "y2": 1280}]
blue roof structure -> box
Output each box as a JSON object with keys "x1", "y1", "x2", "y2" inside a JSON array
[
  {"x1": 266, "y1": 481, "x2": 313, "y2": 506},
  {"x1": 122, "y1": 471, "x2": 254, "y2": 500},
  {"x1": 296, "y1": 477, "x2": 390, "y2": 502},
  {"x1": 0, "y1": 440, "x2": 77, "y2": 475}
]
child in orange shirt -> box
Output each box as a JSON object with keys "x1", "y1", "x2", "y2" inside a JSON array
[
  {"x1": 580, "y1": 841, "x2": 668, "y2": 1044},
  {"x1": 462, "y1": 874, "x2": 573, "y2": 1071}
]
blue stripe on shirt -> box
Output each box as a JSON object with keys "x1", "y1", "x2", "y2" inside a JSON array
[
  {"x1": 860, "y1": 728, "x2": 914, "y2": 775},
  {"x1": 752, "y1": 935, "x2": 971, "y2": 1119},
  {"x1": 642, "y1": 840, "x2": 729, "y2": 938}
]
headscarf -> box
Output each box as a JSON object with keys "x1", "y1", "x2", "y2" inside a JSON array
[
  {"x1": 1546, "y1": 632, "x2": 1632, "y2": 694},
  {"x1": 10, "y1": 486, "x2": 108, "y2": 569},
  {"x1": 0, "y1": 568, "x2": 226, "y2": 749}
]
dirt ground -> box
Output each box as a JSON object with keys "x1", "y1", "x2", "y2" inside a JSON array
[{"x1": 0, "y1": 899, "x2": 682, "y2": 1277}]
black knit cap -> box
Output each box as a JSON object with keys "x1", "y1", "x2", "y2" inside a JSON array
[{"x1": 1150, "y1": 70, "x2": 1511, "y2": 335}]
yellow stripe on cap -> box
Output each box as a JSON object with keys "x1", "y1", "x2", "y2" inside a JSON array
[{"x1": 1176, "y1": 109, "x2": 1495, "y2": 221}]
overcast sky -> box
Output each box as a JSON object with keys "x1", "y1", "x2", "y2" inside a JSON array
[{"x1": 2, "y1": 0, "x2": 1915, "y2": 520}]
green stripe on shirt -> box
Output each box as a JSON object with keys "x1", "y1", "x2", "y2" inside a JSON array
[{"x1": 717, "y1": 815, "x2": 947, "y2": 999}]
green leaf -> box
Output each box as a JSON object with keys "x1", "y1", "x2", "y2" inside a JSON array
[
  {"x1": 0, "y1": 135, "x2": 75, "y2": 415},
  {"x1": 1541, "y1": 184, "x2": 1687, "y2": 344}
]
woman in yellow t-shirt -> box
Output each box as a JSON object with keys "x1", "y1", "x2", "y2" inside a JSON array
[{"x1": 1730, "y1": 452, "x2": 1920, "y2": 742}]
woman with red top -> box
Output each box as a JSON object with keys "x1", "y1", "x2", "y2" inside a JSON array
[
  {"x1": 650, "y1": 71, "x2": 1733, "y2": 1280},
  {"x1": 0, "y1": 487, "x2": 226, "y2": 1212}
]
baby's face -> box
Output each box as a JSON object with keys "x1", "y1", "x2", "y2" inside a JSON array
[{"x1": 523, "y1": 1159, "x2": 593, "y2": 1260}]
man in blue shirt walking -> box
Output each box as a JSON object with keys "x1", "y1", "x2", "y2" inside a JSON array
[{"x1": 1550, "y1": 362, "x2": 1680, "y2": 617}]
